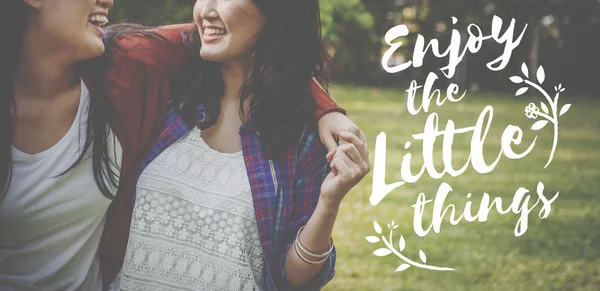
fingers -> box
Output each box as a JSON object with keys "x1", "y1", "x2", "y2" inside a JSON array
[
  {"x1": 338, "y1": 127, "x2": 358, "y2": 146},
  {"x1": 329, "y1": 153, "x2": 338, "y2": 175},
  {"x1": 358, "y1": 130, "x2": 368, "y2": 154},
  {"x1": 331, "y1": 150, "x2": 365, "y2": 186},
  {"x1": 321, "y1": 131, "x2": 338, "y2": 152},
  {"x1": 335, "y1": 144, "x2": 362, "y2": 165},
  {"x1": 343, "y1": 124, "x2": 361, "y2": 137},
  {"x1": 330, "y1": 152, "x2": 351, "y2": 176},
  {"x1": 335, "y1": 150, "x2": 356, "y2": 171},
  {"x1": 326, "y1": 150, "x2": 335, "y2": 163},
  {"x1": 339, "y1": 132, "x2": 369, "y2": 163},
  {"x1": 335, "y1": 144, "x2": 370, "y2": 176}
]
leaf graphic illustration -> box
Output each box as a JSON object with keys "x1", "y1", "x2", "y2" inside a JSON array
[
  {"x1": 509, "y1": 76, "x2": 523, "y2": 84},
  {"x1": 531, "y1": 120, "x2": 549, "y2": 131},
  {"x1": 365, "y1": 236, "x2": 380, "y2": 243},
  {"x1": 419, "y1": 250, "x2": 427, "y2": 263},
  {"x1": 395, "y1": 264, "x2": 410, "y2": 272},
  {"x1": 515, "y1": 87, "x2": 529, "y2": 96},
  {"x1": 558, "y1": 83, "x2": 565, "y2": 92},
  {"x1": 537, "y1": 66, "x2": 546, "y2": 84},
  {"x1": 374, "y1": 221, "x2": 382, "y2": 234},
  {"x1": 560, "y1": 104, "x2": 571, "y2": 116},
  {"x1": 399, "y1": 235, "x2": 406, "y2": 251},
  {"x1": 540, "y1": 102, "x2": 549, "y2": 114},
  {"x1": 374, "y1": 248, "x2": 392, "y2": 257},
  {"x1": 387, "y1": 223, "x2": 391, "y2": 229},
  {"x1": 521, "y1": 63, "x2": 529, "y2": 78}
]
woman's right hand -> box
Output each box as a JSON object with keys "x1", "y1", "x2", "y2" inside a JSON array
[{"x1": 319, "y1": 132, "x2": 370, "y2": 209}]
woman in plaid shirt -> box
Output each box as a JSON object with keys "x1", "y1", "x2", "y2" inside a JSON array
[{"x1": 107, "y1": 0, "x2": 370, "y2": 290}]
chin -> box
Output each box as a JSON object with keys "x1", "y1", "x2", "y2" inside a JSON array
[
  {"x1": 91, "y1": 40, "x2": 106, "y2": 55},
  {"x1": 84, "y1": 39, "x2": 106, "y2": 59},
  {"x1": 199, "y1": 49, "x2": 224, "y2": 62},
  {"x1": 84, "y1": 27, "x2": 106, "y2": 54}
]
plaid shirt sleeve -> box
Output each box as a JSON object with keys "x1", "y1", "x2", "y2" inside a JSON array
[{"x1": 277, "y1": 129, "x2": 336, "y2": 291}]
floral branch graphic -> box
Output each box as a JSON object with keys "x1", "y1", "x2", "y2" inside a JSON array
[
  {"x1": 510, "y1": 63, "x2": 571, "y2": 169},
  {"x1": 365, "y1": 221, "x2": 454, "y2": 272}
]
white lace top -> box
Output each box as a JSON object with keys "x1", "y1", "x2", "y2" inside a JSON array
[{"x1": 110, "y1": 127, "x2": 266, "y2": 291}]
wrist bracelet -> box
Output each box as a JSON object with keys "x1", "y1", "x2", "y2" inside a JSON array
[
  {"x1": 296, "y1": 226, "x2": 334, "y2": 258},
  {"x1": 294, "y1": 239, "x2": 330, "y2": 265}
]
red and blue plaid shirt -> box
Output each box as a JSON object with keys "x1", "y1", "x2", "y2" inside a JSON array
[{"x1": 132, "y1": 104, "x2": 336, "y2": 290}]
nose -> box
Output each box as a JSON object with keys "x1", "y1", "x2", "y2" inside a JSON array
[
  {"x1": 98, "y1": 0, "x2": 114, "y2": 9},
  {"x1": 200, "y1": 0, "x2": 219, "y2": 20}
]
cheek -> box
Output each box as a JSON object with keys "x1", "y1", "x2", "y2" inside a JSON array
[
  {"x1": 234, "y1": 8, "x2": 265, "y2": 44},
  {"x1": 42, "y1": 5, "x2": 87, "y2": 35},
  {"x1": 49, "y1": 1, "x2": 88, "y2": 22},
  {"x1": 40, "y1": 14, "x2": 76, "y2": 40},
  {"x1": 39, "y1": 8, "x2": 103, "y2": 53},
  {"x1": 193, "y1": 1, "x2": 204, "y2": 24},
  {"x1": 238, "y1": 21, "x2": 265, "y2": 49}
]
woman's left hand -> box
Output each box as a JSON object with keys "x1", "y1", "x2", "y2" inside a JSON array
[{"x1": 319, "y1": 131, "x2": 370, "y2": 209}]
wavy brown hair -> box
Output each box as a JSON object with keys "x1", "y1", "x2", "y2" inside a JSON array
[
  {"x1": 1, "y1": 1, "x2": 119, "y2": 198},
  {"x1": 174, "y1": 0, "x2": 333, "y2": 158}
]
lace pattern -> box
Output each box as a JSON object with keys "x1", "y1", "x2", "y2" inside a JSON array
[{"x1": 110, "y1": 127, "x2": 265, "y2": 291}]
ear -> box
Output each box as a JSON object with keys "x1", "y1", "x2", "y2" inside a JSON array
[{"x1": 23, "y1": 0, "x2": 43, "y2": 11}]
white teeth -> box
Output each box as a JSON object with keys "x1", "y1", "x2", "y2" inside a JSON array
[
  {"x1": 204, "y1": 27, "x2": 227, "y2": 36},
  {"x1": 88, "y1": 15, "x2": 109, "y2": 26}
]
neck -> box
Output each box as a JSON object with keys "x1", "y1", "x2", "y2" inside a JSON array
[
  {"x1": 220, "y1": 60, "x2": 248, "y2": 102},
  {"x1": 13, "y1": 31, "x2": 80, "y2": 101}
]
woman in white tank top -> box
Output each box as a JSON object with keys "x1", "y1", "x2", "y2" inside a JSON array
[{"x1": 0, "y1": 1, "x2": 121, "y2": 290}]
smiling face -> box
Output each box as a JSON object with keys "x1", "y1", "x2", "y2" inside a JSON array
[
  {"x1": 193, "y1": 0, "x2": 266, "y2": 63},
  {"x1": 23, "y1": 0, "x2": 113, "y2": 60}
]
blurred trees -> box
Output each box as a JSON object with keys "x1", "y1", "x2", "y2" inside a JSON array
[
  {"x1": 111, "y1": 0, "x2": 193, "y2": 25},
  {"x1": 110, "y1": 0, "x2": 599, "y2": 96},
  {"x1": 320, "y1": 0, "x2": 378, "y2": 84}
]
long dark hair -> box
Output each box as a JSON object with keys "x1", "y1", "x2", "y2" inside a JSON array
[
  {"x1": 1, "y1": 1, "x2": 119, "y2": 198},
  {"x1": 177, "y1": 0, "x2": 333, "y2": 158}
]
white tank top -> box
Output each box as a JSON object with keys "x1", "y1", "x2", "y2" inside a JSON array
[{"x1": 0, "y1": 80, "x2": 122, "y2": 291}]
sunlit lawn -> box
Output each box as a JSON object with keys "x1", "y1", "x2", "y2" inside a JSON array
[{"x1": 323, "y1": 84, "x2": 600, "y2": 291}]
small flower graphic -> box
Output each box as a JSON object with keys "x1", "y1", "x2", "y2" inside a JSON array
[
  {"x1": 524, "y1": 103, "x2": 539, "y2": 119},
  {"x1": 510, "y1": 63, "x2": 571, "y2": 169}
]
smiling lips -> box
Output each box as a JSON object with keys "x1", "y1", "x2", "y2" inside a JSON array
[
  {"x1": 203, "y1": 27, "x2": 228, "y2": 43},
  {"x1": 88, "y1": 14, "x2": 109, "y2": 27},
  {"x1": 204, "y1": 27, "x2": 227, "y2": 36}
]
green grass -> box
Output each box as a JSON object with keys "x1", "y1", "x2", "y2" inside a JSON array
[{"x1": 322, "y1": 84, "x2": 600, "y2": 291}]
